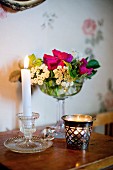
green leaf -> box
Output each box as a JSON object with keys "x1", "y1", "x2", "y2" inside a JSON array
[
  {"x1": 48, "y1": 80, "x2": 53, "y2": 87},
  {"x1": 68, "y1": 65, "x2": 77, "y2": 78},
  {"x1": 28, "y1": 54, "x2": 36, "y2": 62},
  {"x1": 68, "y1": 65, "x2": 73, "y2": 77},
  {"x1": 72, "y1": 70, "x2": 77, "y2": 78},
  {"x1": 28, "y1": 54, "x2": 43, "y2": 67},
  {"x1": 34, "y1": 58, "x2": 43, "y2": 66},
  {"x1": 86, "y1": 57, "x2": 89, "y2": 61},
  {"x1": 87, "y1": 59, "x2": 100, "y2": 69},
  {"x1": 28, "y1": 54, "x2": 36, "y2": 66},
  {"x1": 71, "y1": 58, "x2": 77, "y2": 65}
]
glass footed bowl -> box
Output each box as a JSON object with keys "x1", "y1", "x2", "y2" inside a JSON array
[
  {"x1": 39, "y1": 79, "x2": 84, "y2": 100},
  {"x1": 38, "y1": 79, "x2": 84, "y2": 139}
]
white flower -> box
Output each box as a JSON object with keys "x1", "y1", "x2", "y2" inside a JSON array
[
  {"x1": 31, "y1": 73, "x2": 35, "y2": 78},
  {"x1": 61, "y1": 81, "x2": 67, "y2": 87},
  {"x1": 31, "y1": 67, "x2": 36, "y2": 74},
  {"x1": 44, "y1": 71, "x2": 50, "y2": 78},
  {"x1": 36, "y1": 75, "x2": 41, "y2": 79},
  {"x1": 40, "y1": 73, "x2": 46, "y2": 80},
  {"x1": 43, "y1": 65, "x2": 48, "y2": 72},
  {"x1": 65, "y1": 82, "x2": 70, "y2": 87},
  {"x1": 58, "y1": 76, "x2": 63, "y2": 81},
  {"x1": 57, "y1": 65, "x2": 62, "y2": 69},
  {"x1": 56, "y1": 79, "x2": 61, "y2": 85},
  {"x1": 54, "y1": 73, "x2": 59, "y2": 78},
  {"x1": 39, "y1": 64, "x2": 45, "y2": 69},
  {"x1": 36, "y1": 70, "x2": 40, "y2": 77},
  {"x1": 70, "y1": 81, "x2": 74, "y2": 86},
  {"x1": 53, "y1": 69, "x2": 58, "y2": 74},
  {"x1": 33, "y1": 78, "x2": 38, "y2": 84},
  {"x1": 63, "y1": 66, "x2": 67, "y2": 69},
  {"x1": 38, "y1": 80, "x2": 43, "y2": 85}
]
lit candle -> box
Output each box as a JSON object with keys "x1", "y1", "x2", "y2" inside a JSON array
[{"x1": 21, "y1": 56, "x2": 32, "y2": 116}]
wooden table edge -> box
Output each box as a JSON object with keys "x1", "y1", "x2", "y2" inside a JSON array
[{"x1": 70, "y1": 155, "x2": 113, "y2": 170}]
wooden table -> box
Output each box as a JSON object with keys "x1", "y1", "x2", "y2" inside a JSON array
[{"x1": 0, "y1": 130, "x2": 113, "y2": 170}]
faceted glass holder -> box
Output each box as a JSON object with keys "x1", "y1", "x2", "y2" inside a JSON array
[{"x1": 4, "y1": 112, "x2": 53, "y2": 153}]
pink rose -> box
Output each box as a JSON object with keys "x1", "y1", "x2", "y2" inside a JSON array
[
  {"x1": 82, "y1": 19, "x2": 96, "y2": 35},
  {"x1": 80, "y1": 58, "x2": 88, "y2": 66},
  {"x1": 79, "y1": 58, "x2": 93, "y2": 75}
]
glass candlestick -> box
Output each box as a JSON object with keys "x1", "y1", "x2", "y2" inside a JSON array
[
  {"x1": 4, "y1": 112, "x2": 53, "y2": 153},
  {"x1": 17, "y1": 112, "x2": 39, "y2": 148}
]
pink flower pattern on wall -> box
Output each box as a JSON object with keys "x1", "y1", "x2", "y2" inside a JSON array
[
  {"x1": 0, "y1": 4, "x2": 7, "y2": 19},
  {"x1": 82, "y1": 19, "x2": 97, "y2": 35},
  {"x1": 82, "y1": 18, "x2": 104, "y2": 59},
  {"x1": 98, "y1": 79, "x2": 113, "y2": 112}
]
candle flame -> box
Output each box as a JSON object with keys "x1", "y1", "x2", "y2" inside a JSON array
[{"x1": 24, "y1": 56, "x2": 29, "y2": 69}]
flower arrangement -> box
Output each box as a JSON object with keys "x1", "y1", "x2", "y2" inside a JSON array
[{"x1": 9, "y1": 49, "x2": 100, "y2": 98}]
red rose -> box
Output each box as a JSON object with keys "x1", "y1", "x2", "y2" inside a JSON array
[
  {"x1": 43, "y1": 49, "x2": 73, "y2": 70},
  {"x1": 52, "y1": 49, "x2": 73, "y2": 63},
  {"x1": 43, "y1": 54, "x2": 64, "y2": 70}
]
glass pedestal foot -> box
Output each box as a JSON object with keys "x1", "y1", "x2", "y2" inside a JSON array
[{"x1": 4, "y1": 136, "x2": 53, "y2": 153}]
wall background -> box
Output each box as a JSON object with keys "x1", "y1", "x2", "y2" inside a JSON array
[{"x1": 0, "y1": 0, "x2": 113, "y2": 131}]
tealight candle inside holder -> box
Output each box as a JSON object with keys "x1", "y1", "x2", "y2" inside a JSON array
[{"x1": 62, "y1": 114, "x2": 93, "y2": 150}]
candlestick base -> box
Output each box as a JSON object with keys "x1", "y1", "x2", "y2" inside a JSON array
[
  {"x1": 4, "y1": 136, "x2": 53, "y2": 153},
  {"x1": 4, "y1": 112, "x2": 53, "y2": 153}
]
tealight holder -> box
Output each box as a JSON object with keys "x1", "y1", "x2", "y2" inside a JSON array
[
  {"x1": 4, "y1": 112, "x2": 53, "y2": 153},
  {"x1": 62, "y1": 114, "x2": 93, "y2": 150}
]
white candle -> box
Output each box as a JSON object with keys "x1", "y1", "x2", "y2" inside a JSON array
[{"x1": 21, "y1": 56, "x2": 32, "y2": 116}]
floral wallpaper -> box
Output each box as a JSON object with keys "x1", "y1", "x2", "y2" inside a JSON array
[
  {"x1": 98, "y1": 79, "x2": 113, "y2": 112},
  {"x1": 82, "y1": 18, "x2": 113, "y2": 113},
  {"x1": 82, "y1": 18, "x2": 104, "y2": 59},
  {"x1": 41, "y1": 12, "x2": 57, "y2": 29}
]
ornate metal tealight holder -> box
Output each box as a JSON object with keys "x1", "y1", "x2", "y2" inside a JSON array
[
  {"x1": 4, "y1": 112, "x2": 53, "y2": 153},
  {"x1": 62, "y1": 114, "x2": 93, "y2": 150}
]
